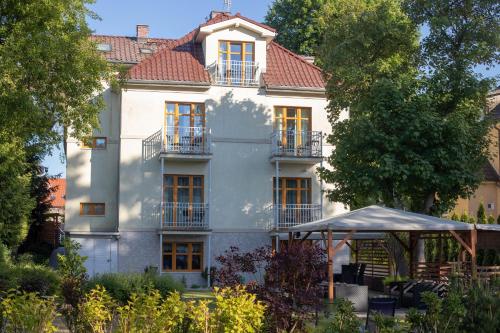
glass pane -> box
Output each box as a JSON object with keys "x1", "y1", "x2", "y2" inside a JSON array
[
  {"x1": 219, "y1": 41, "x2": 227, "y2": 52},
  {"x1": 178, "y1": 104, "x2": 190, "y2": 115},
  {"x1": 94, "y1": 204, "x2": 105, "y2": 215},
  {"x1": 176, "y1": 255, "x2": 188, "y2": 270},
  {"x1": 166, "y1": 103, "x2": 175, "y2": 114},
  {"x1": 95, "y1": 138, "x2": 106, "y2": 148},
  {"x1": 193, "y1": 116, "x2": 204, "y2": 128},
  {"x1": 286, "y1": 179, "x2": 297, "y2": 188},
  {"x1": 245, "y1": 54, "x2": 253, "y2": 62},
  {"x1": 194, "y1": 104, "x2": 203, "y2": 115},
  {"x1": 286, "y1": 119, "x2": 297, "y2": 131},
  {"x1": 287, "y1": 108, "x2": 297, "y2": 118},
  {"x1": 82, "y1": 138, "x2": 93, "y2": 147},
  {"x1": 163, "y1": 255, "x2": 172, "y2": 270},
  {"x1": 163, "y1": 242, "x2": 173, "y2": 253},
  {"x1": 164, "y1": 188, "x2": 173, "y2": 202},
  {"x1": 192, "y1": 255, "x2": 201, "y2": 270},
  {"x1": 286, "y1": 190, "x2": 298, "y2": 204},
  {"x1": 301, "y1": 190, "x2": 311, "y2": 204},
  {"x1": 177, "y1": 177, "x2": 189, "y2": 186},
  {"x1": 230, "y1": 43, "x2": 242, "y2": 53},
  {"x1": 176, "y1": 243, "x2": 188, "y2": 253},
  {"x1": 82, "y1": 204, "x2": 91, "y2": 215},
  {"x1": 192, "y1": 243, "x2": 202, "y2": 253},
  {"x1": 178, "y1": 116, "x2": 190, "y2": 128},
  {"x1": 301, "y1": 179, "x2": 310, "y2": 188},
  {"x1": 245, "y1": 43, "x2": 253, "y2": 53},
  {"x1": 193, "y1": 176, "x2": 202, "y2": 187},
  {"x1": 230, "y1": 53, "x2": 242, "y2": 61},
  {"x1": 301, "y1": 119, "x2": 310, "y2": 132},
  {"x1": 165, "y1": 175, "x2": 174, "y2": 186},
  {"x1": 166, "y1": 114, "x2": 175, "y2": 128},
  {"x1": 177, "y1": 188, "x2": 189, "y2": 203},
  {"x1": 193, "y1": 188, "x2": 202, "y2": 203}
]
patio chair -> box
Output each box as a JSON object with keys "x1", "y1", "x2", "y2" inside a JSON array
[
  {"x1": 365, "y1": 297, "x2": 397, "y2": 332},
  {"x1": 341, "y1": 264, "x2": 358, "y2": 284},
  {"x1": 356, "y1": 263, "x2": 367, "y2": 285}
]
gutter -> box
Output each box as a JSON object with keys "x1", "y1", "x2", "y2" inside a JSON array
[
  {"x1": 265, "y1": 85, "x2": 326, "y2": 95},
  {"x1": 125, "y1": 79, "x2": 211, "y2": 89}
]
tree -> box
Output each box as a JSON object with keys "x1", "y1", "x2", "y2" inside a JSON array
[
  {"x1": 264, "y1": 0, "x2": 331, "y2": 56},
  {"x1": 0, "y1": 0, "x2": 110, "y2": 248},
  {"x1": 477, "y1": 203, "x2": 486, "y2": 224},
  {"x1": 318, "y1": 0, "x2": 497, "y2": 215}
]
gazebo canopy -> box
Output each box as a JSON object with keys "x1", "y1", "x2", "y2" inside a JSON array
[{"x1": 291, "y1": 205, "x2": 473, "y2": 232}]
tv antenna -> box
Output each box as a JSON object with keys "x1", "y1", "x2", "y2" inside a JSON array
[{"x1": 224, "y1": 0, "x2": 232, "y2": 13}]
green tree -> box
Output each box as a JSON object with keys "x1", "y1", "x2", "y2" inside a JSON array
[
  {"x1": 0, "y1": 0, "x2": 110, "y2": 248},
  {"x1": 318, "y1": 0, "x2": 497, "y2": 215},
  {"x1": 264, "y1": 0, "x2": 331, "y2": 56},
  {"x1": 477, "y1": 203, "x2": 486, "y2": 224}
]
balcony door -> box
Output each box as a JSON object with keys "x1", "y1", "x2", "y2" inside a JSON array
[
  {"x1": 274, "y1": 107, "x2": 311, "y2": 154},
  {"x1": 273, "y1": 178, "x2": 312, "y2": 206},
  {"x1": 165, "y1": 102, "x2": 205, "y2": 152},
  {"x1": 163, "y1": 175, "x2": 204, "y2": 226},
  {"x1": 218, "y1": 41, "x2": 254, "y2": 85}
]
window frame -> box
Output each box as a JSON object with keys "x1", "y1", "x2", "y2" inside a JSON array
[
  {"x1": 81, "y1": 137, "x2": 107, "y2": 150},
  {"x1": 164, "y1": 102, "x2": 205, "y2": 144},
  {"x1": 79, "y1": 203, "x2": 106, "y2": 216},
  {"x1": 218, "y1": 40, "x2": 255, "y2": 85},
  {"x1": 163, "y1": 175, "x2": 204, "y2": 204},
  {"x1": 273, "y1": 177, "x2": 312, "y2": 206},
  {"x1": 162, "y1": 242, "x2": 203, "y2": 272}
]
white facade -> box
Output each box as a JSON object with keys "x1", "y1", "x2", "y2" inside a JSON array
[{"x1": 65, "y1": 14, "x2": 349, "y2": 285}]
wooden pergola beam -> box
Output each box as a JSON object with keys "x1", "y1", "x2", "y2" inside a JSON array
[
  {"x1": 389, "y1": 231, "x2": 409, "y2": 252},
  {"x1": 332, "y1": 230, "x2": 355, "y2": 255},
  {"x1": 300, "y1": 231, "x2": 312, "y2": 243},
  {"x1": 327, "y1": 229, "x2": 334, "y2": 303},
  {"x1": 449, "y1": 230, "x2": 473, "y2": 255}
]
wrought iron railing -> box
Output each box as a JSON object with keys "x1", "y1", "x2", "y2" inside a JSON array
[
  {"x1": 161, "y1": 202, "x2": 209, "y2": 229},
  {"x1": 271, "y1": 130, "x2": 322, "y2": 158},
  {"x1": 214, "y1": 60, "x2": 259, "y2": 86},
  {"x1": 162, "y1": 126, "x2": 211, "y2": 155},
  {"x1": 274, "y1": 204, "x2": 322, "y2": 228}
]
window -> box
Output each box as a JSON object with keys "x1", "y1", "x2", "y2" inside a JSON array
[
  {"x1": 162, "y1": 242, "x2": 203, "y2": 271},
  {"x1": 274, "y1": 107, "x2": 312, "y2": 149},
  {"x1": 164, "y1": 175, "x2": 204, "y2": 204},
  {"x1": 81, "y1": 137, "x2": 107, "y2": 149},
  {"x1": 218, "y1": 41, "x2": 255, "y2": 85},
  {"x1": 80, "y1": 203, "x2": 105, "y2": 216},
  {"x1": 97, "y1": 43, "x2": 112, "y2": 52},
  {"x1": 164, "y1": 103, "x2": 205, "y2": 150},
  {"x1": 273, "y1": 178, "x2": 311, "y2": 206}
]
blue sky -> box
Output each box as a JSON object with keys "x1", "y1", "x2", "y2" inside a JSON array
[{"x1": 43, "y1": 0, "x2": 499, "y2": 177}]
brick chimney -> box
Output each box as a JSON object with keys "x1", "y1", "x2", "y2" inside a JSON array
[
  {"x1": 136, "y1": 24, "x2": 149, "y2": 43},
  {"x1": 210, "y1": 10, "x2": 228, "y2": 20}
]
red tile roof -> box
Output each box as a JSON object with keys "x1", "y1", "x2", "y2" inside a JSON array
[
  {"x1": 48, "y1": 178, "x2": 66, "y2": 208},
  {"x1": 94, "y1": 14, "x2": 324, "y2": 90}
]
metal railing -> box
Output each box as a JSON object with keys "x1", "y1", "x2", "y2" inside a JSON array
[
  {"x1": 274, "y1": 204, "x2": 322, "y2": 228},
  {"x1": 271, "y1": 130, "x2": 322, "y2": 158},
  {"x1": 162, "y1": 126, "x2": 211, "y2": 155},
  {"x1": 214, "y1": 60, "x2": 259, "y2": 86},
  {"x1": 161, "y1": 202, "x2": 209, "y2": 229}
]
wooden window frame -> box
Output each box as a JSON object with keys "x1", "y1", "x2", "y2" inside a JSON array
[
  {"x1": 80, "y1": 203, "x2": 105, "y2": 216},
  {"x1": 273, "y1": 177, "x2": 312, "y2": 206},
  {"x1": 163, "y1": 175, "x2": 204, "y2": 204},
  {"x1": 162, "y1": 242, "x2": 203, "y2": 272},
  {"x1": 81, "y1": 137, "x2": 107, "y2": 149},
  {"x1": 164, "y1": 102, "x2": 205, "y2": 144},
  {"x1": 273, "y1": 107, "x2": 312, "y2": 146},
  {"x1": 218, "y1": 40, "x2": 255, "y2": 85}
]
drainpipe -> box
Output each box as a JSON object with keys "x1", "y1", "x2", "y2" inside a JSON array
[
  {"x1": 207, "y1": 234, "x2": 212, "y2": 288},
  {"x1": 160, "y1": 158, "x2": 165, "y2": 272},
  {"x1": 275, "y1": 160, "x2": 280, "y2": 231},
  {"x1": 320, "y1": 156, "x2": 324, "y2": 220}
]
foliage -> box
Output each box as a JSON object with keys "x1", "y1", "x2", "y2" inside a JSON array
[
  {"x1": 213, "y1": 246, "x2": 262, "y2": 287},
  {"x1": 487, "y1": 215, "x2": 495, "y2": 224},
  {"x1": 0, "y1": 290, "x2": 57, "y2": 333},
  {"x1": 372, "y1": 313, "x2": 410, "y2": 333},
  {"x1": 477, "y1": 203, "x2": 487, "y2": 224},
  {"x1": 321, "y1": 298, "x2": 360, "y2": 333},
  {"x1": 77, "y1": 285, "x2": 115, "y2": 333},
  {"x1": 460, "y1": 280, "x2": 500, "y2": 333},
  {"x1": 383, "y1": 275, "x2": 409, "y2": 286},
  {"x1": 264, "y1": 0, "x2": 331, "y2": 56},
  {"x1": 58, "y1": 237, "x2": 88, "y2": 282},
  {"x1": 318, "y1": 0, "x2": 497, "y2": 215},
  {"x1": 86, "y1": 272, "x2": 185, "y2": 304},
  {"x1": 9, "y1": 263, "x2": 60, "y2": 296}
]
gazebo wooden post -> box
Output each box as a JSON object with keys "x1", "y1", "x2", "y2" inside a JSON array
[
  {"x1": 409, "y1": 231, "x2": 415, "y2": 279},
  {"x1": 327, "y1": 229, "x2": 334, "y2": 303},
  {"x1": 470, "y1": 228, "x2": 478, "y2": 279},
  {"x1": 288, "y1": 232, "x2": 293, "y2": 249}
]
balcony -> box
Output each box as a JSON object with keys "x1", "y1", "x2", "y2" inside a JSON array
[
  {"x1": 161, "y1": 202, "x2": 209, "y2": 230},
  {"x1": 160, "y1": 126, "x2": 212, "y2": 161},
  {"x1": 270, "y1": 130, "x2": 323, "y2": 164},
  {"x1": 274, "y1": 204, "x2": 322, "y2": 229},
  {"x1": 214, "y1": 60, "x2": 260, "y2": 86}
]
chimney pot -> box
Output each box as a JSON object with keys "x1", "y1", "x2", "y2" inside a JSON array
[{"x1": 136, "y1": 24, "x2": 149, "y2": 43}]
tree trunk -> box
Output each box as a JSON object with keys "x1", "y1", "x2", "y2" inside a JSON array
[{"x1": 417, "y1": 192, "x2": 436, "y2": 263}]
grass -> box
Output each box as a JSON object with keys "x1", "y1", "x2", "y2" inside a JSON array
[{"x1": 182, "y1": 289, "x2": 214, "y2": 300}]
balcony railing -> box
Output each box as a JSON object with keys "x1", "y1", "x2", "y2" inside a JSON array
[
  {"x1": 271, "y1": 130, "x2": 322, "y2": 158},
  {"x1": 214, "y1": 60, "x2": 259, "y2": 86},
  {"x1": 274, "y1": 204, "x2": 322, "y2": 229},
  {"x1": 162, "y1": 126, "x2": 211, "y2": 155},
  {"x1": 161, "y1": 202, "x2": 209, "y2": 230}
]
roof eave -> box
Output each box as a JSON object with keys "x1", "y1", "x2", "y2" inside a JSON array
[
  {"x1": 196, "y1": 18, "x2": 276, "y2": 42},
  {"x1": 265, "y1": 85, "x2": 326, "y2": 96},
  {"x1": 125, "y1": 79, "x2": 211, "y2": 90}
]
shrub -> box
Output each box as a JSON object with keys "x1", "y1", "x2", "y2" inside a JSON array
[
  {"x1": 0, "y1": 291, "x2": 57, "y2": 333},
  {"x1": 77, "y1": 285, "x2": 115, "y2": 333},
  {"x1": 321, "y1": 298, "x2": 361, "y2": 333},
  {"x1": 0, "y1": 263, "x2": 60, "y2": 296},
  {"x1": 87, "y1": 273, "x2": 184, "y2": 304}
]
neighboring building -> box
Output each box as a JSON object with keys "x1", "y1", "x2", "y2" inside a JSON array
[
  {"x1": 41, "y1": 178, "x2": 66, "y2": 247},
  {"x1": 65, "y1": 12, "x2": 349, "y2": 282},
  {"x1": 453, "y1": 87, "x2": 500, "y2": 218}
]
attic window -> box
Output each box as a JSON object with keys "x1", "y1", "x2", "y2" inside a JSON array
[
  {"x1": 140, "y1": 48, "x2": 153, "y2": 54},
  {"x1": 97, "y1": 43, "x2": 112, "y2": 52}
]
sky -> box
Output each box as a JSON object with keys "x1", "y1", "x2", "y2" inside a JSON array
[{"x1": 42, "y1": 0, "x2": 499, "y2": 177}]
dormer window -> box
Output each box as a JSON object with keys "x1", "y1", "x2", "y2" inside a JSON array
[
  {"x1": 216, "y1": 41, "x2": 258, "y2": 86},
  {"x1": 97, "y1": 43, "x2": 112, "y2": 52}
]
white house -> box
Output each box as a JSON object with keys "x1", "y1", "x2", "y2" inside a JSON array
[{"x1": 64, "y1": 11, "x2": 349, "y2": 285}]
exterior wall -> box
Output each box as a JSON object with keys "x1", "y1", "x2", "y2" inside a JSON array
[
  {"x1": 453, "y1": 182, "x2": 499, "y2": 218},
  {"x1": 65, "y1": 85, "x2": 121, "y2": 232}
]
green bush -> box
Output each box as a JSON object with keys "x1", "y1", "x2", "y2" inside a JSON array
[
  {"x1": 320, "y1": 298, "x2": 361, "y2": 333},
  {"x1": 0, "y1": 291, "x2": 57, "y2": 333},
  {"x1": 11, "y1": 264, "x2": 60, "y2": 296},
  {"x1": 86, "y1": 273, "x2": 184, "y2": 304},
  {"x1": 77, "y1": 285, "x2": 115, "y2": 333}
]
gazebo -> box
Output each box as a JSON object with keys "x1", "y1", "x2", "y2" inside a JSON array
[{"x1": 290, "y1": 205, "x2": 500, "y2": 303}]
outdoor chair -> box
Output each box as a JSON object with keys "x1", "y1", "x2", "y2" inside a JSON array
[
  {"x1": 341, "y1": 264, "x2": 358, "y2": 284},
  {"x1": 365, "y1": 297, "x2": 397, "y2": 332},
  {"x1": 356, "y1": 263, "x2": 367, "y2": 285}
]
